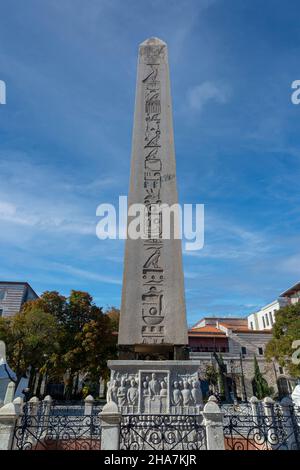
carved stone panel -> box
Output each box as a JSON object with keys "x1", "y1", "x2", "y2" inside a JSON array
[
  {"x1": 108, "y1": 362, "x2": 203, "y2": 415},
  {"x1": 139, "y1": 370, "x2": 170, "y2": 414}
]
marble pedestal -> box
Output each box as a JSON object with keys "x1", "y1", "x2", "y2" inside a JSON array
[{"x1": 107, "y1": 360, "x2": 203, "y2": 415}]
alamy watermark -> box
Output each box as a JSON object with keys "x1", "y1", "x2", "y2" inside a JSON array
[
  {"x1": 291, "y1": 339, "x2": 300, "y2": 365},
  {"x1": 96, "y1": 196, "x2": 204, "y2": 251},
  {"x1": 291, "y1": 80, "x2": 300, "y2": 105},
  {"x1": 0, "y1": 80, "x2": 6, "y2": 104}
]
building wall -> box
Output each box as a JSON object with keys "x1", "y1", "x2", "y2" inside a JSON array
[
  {"x1": 191, "y1": 352, "x2": 292, "y2": 399},
  {"x1": 247, "y1": 299, "x2": 287, "y2": 331},
  {"x1": 285, "y1": 290, "x2": 300, "y2": 305},
  {"x1": 189, "y1": 335, "x2": 228, "y2": 352},
  {"x1": 229, "y1": 331, "x2": 272, "y2": 356},
  {"x1": 0, "y1": 283, "x2": 38, "y2": 317}
]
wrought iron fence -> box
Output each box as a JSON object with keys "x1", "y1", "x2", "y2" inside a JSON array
[
  {"x1": 223, "y1": 403, "x2": 300, "y2": 450},
  {"x1": 120, "y1": 414, "x2": 207, "y2": 450},
  {"x1": 12, "y1": 401, "x2": 102, "y2": 450}
]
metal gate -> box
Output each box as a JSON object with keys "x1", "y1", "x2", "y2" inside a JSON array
[
  {"x1": 223, "y1": 402, "x2": 300, "y2": 450},
  {"x1": 12, "y1": 402, "x2": 102, "y2": 450},
  {"x1": 120, "y1": 414, "x2": 207, "y2": 450}
]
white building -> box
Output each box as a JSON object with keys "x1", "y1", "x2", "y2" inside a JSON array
[
  {"x1": 247, "y1": 281, "x2": 300, "y2": 331},
  {"x1": 247, "y1": 299, "x2": 287, "y2": 331}
]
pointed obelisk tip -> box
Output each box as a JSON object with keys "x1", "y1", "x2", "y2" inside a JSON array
[{"x1": 139, "y1": 37, "x2": 167, "y2": 47}]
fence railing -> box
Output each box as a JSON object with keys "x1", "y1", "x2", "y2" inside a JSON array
[
  {"x1": 0, "y1": 392, "x2": 299, "y2": 451},
  {"x1": 222, "y1": 397, "x2": 300, "y2": 450},
  {"x1": 11, "y1": 395, "x2": 102, "y2": 450},
  {"x1": 120, "y1": 414, "x2": 207, "y2": 450}
]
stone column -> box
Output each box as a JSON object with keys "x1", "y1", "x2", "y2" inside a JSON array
[
  {"x1": 28, "y1": 396, "x2": 39, "y2": 416},
  {"x1": 118, "y1": 37, "x2": 188, "y2": 356},
  {"x1": 280, "y1": 396, "x2": 297, "y2": 450},
  {"x1": 203, "y1": 396, "x2": 225, "y2": 450},
  {"x1": 263, "y1": 396, "x2": 277, "y2": 449},
  {"x1": 0, "y1": 398, "x2": 21, "y2": 450},
  {"x1": 42, "y1": 395, "x2": 52, "y2": 430},
  {"x1": 84, "y1": 395, "x2": 94, "y2": 415},
  {"x1": 99, "y1": 401, "x2": 121, "y2": 450},
  {"x1": 4, "y1": 381, "x2": 15, "y2": 404},
  {"x1": 249, "y1": 395, "x2": 265, "y2": 448}
]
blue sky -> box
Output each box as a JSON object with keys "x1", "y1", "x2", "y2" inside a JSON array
[{"x1": 1, "y1": 0, "x2": 300, "y2": 325}]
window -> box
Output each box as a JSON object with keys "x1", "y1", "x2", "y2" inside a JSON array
[
  {"x1": 0, "y1": 289, "x2": 5, "y2": 301},
  {"x1": 250, "y1": 321, "x2": 254, "y2": 330},
  {"x1": 0, "y1": 308, "x2": 3, "y2": 317},
  {"x1": 262, "y1": 316, "x2": 266, "y2": 328},
  {"x1": 241, "y1": 346, "x2": 247, "y2": 355},
  {"x1": 265, "y1": 314, "x2": 269, "y2": 326},
  {"x1": 269, "y1": 312, "x2": 273, "y2": 325},
  {"x1": 258, "y1": 347, "x2": 263, "y2": 355}
]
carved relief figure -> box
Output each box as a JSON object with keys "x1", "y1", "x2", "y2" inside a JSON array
[
  {"x1": 127, "y1": 379, "x2": 139, "y2": 406},
  {"x1": 106, "y1": 380, "x2": 118, "y2": 404},
  {"x1": 191, "y1": 380, "x2": 203, "y2": 406},
  {"x1": 159, "y1": 381, "x2": 167, "y2": 396},
  {"x1": 149, "y1": 372, "x2": 160, "y2": 397},
  {"x1": 142, "y1": 380, "x2": 150, "y2": 397},
  {"x1": 181, "y1": 381, "x2": 192, "y2": 406},
  {"x1": 142, "y1": 380, "x2": 151, "y2": 413},
  {"x1": 117, "y1": 378, "x2": 127, "y2": 407},
  {"x1": 172, "y1": 381, "x2": 183, "y2": 406}
]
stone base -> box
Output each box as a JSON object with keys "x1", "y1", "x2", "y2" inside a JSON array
[{"x1": 107, "y1": 360, "x2": 203, "y2": 415}]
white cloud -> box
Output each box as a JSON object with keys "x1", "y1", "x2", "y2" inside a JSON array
[
  {"x1": 0, "y1": 201, "x2": 17, "y2": 217},
  {"x1": 187, "y1": 81, "x2": 231, "y2": 112},
  {"x1": 51, "y1": 262, "x2": 122, "y2": 285},
  {"x1": 279, "y1": 255, "x2": 300, "y2": 275}
]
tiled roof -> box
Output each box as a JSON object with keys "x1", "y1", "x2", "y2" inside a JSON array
[
  {"x1": 189, "y1": 317, "x2": 273, "y2": 336},
  {"x1": 189, "y1": 325, "x2": 226, "y2": 335}
]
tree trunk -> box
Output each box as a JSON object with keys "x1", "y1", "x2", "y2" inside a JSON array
[
  {"x1": 28, "y1": 367, "x2": 36, "y2": 394},
  {"x1": 35, "y1": 373, "x2": 44, "y2": 398}
]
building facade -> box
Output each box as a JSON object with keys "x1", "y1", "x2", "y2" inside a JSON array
[
  {"x1": 280, "y1": 282, "x2": 300, "y2": 305},
  {"x1": 0, "y1": 282, "x2": 38, "y2": 318},
  {"x1": 188, "y1": 317, "x2": 294, "y2": 401},
  {"x1": 247, "y1": 281, "x2": 300, "y2": 331}
]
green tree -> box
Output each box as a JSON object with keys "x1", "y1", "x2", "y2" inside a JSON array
[
  {"x1": 265, "y1": 302, "x2": 300, "y2": 377},
  {"x1": 252, "y1": 355, "x2": 272, "y2": 399},
  {"x1": 205, "y1": 364, "x2": 218, "y2": 389},
  {"x1": 0, "y1": 290, "x2": 118, "y2": 398},
  {"x1": 0, "y1": 308, "x2": 61, "y2": 389},
  {"x1": 81, "y1": 311, "x2": 117, "y2": 384},
  {"x1": 217, "y1": 354, "x2": 226, "y2": 398}
]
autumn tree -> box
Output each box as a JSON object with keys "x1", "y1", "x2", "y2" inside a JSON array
[
  {"x1": 0, "y1": 290, "x2": 118, "y2": 398},
  {"x1": 105, "y1": 306, "x2": 120, "y2": 332},
  {"x1": 0, "y1": 308, "x2": 61, "y2": 389}
]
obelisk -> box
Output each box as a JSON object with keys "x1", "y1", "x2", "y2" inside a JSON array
[
  {"x1": 107, "y1": 38, "x2": 202, "y2": 415},
  {"x1": 118, "y1": 37, "x2": 188, "y2": 360}
]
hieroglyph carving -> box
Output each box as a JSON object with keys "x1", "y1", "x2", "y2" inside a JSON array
[{"x1": 141, "y1": 45, "x2": 166, "y2": 344}]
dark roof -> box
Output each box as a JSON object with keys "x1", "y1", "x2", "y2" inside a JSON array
[
  {"x1": 280, "y1": 282, "x2": 300, "y2": 297},
  {"x1": 0, "y1": 281, "x2": 39, "y2": 298}
]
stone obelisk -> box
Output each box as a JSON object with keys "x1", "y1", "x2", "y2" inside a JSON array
[
  {"x1": 118, "y1": 37, "x2": 188, "y2": 360},
  {"x1": 107, "y1": 38, "x2": 202, "y2": 414}
]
